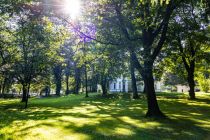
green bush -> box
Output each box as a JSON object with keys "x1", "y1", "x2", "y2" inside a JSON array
[{"x1": 197, "y1": 75, "x2": 210, "y2": 93}]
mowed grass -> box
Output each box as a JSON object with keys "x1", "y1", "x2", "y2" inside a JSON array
[{"x1": 0, "y1": 92, "x2": 210, "y2": 140}]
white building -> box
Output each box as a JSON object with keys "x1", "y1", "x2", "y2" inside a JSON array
[
  {"x1": 109, "y1": 75, "x2": 164, "y2": 93},
  {"x1": 176, "y1": 85, "x2": 189, "y2": 93}
]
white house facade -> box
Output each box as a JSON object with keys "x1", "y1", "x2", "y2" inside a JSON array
[
  {"x1": 109, "y1": 75, "x2": 164, "y2": 93},
  {"x1": 176, "y1": 85, "x2": 189, "y2": 93}
]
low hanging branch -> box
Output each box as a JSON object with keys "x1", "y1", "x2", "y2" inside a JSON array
[{"x1": 58, "y1": 15, "x2": 122, "y2": 46}]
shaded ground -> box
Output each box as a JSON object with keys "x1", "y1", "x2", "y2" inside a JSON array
[{"x1": 0, "y1": 92, "x2": 210, "y2": 140}]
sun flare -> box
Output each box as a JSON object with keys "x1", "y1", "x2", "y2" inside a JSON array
[{"x1": 63, "y1": 0, "x2": 81, "y2": 19}]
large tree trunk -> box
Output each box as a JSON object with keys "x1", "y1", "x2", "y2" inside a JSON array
[
  {"x1": 53, "y1": 65, "x2": 62, "y2": 96},
  {"x1": 91, "y1": 75, "x2": 98, "y2": 92},
  {"x1": 188, "y1": 70, "x2": 195, "y2": 100},
  {"x1": 188, "y1": 46, "x2": 196, "y2": 99},
  {"x1": 74, "y1": 67, "x2": 81, "y2": 94},
  {"x1": 56, "y1": 80, "x2": 61, "y2": 96},
  {"x1": 131, "y1": 48, "x2": 164, "y2": 117},
  {"x1": 143, "y1": 67, "x2": 165, "y2": 118},
  {"x1": 24, "y1": 83, "x2": 30, "y2": 109},
  {"x1": 21, "y1": 83, "x2": 30, "y2": 108},
  {"x1": 130, "y1": 55, "x2": 139, "y2": 99},
  {"x1": 21, "y1": 84, "x2": 27, "y2": 102}
]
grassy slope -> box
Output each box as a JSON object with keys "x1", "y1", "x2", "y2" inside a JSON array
[{"x1": 0, "y1": 92, "x2": 210, "y2": 140}]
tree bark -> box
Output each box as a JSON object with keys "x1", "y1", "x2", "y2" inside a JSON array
[
  {"x1": 143, "y1": 85, "x2": 146, "y2": 94},
  {"x1": 130, "y1": 55, "x2": 139, "y2": 99},
  {"x1": 143, "y1": 66, "x2": 165, "y2": 118},
  {"x1": 115, "y1": 0, "x2": 174, "y2": 118},
  {"x1": 1, "y1": 78, "x2": 6, "y2": 97},
  {"x1": 53, "y1": 65, "x2": 62, "y2": 96},
  {"x1": 91, "y1": 75, "x2": 98, "y2": 92},
  {"x1": 101, "y1": 75, "x2": 107, "y2": 96},
  {"x1": 0, "y1": 85, "x2": 2, "y2": 98},
  {"x1": 21, "y1": 84, "x2": 27, "y2": 102},
  {"x1": 65, "y1": 75, "x2": 70, "y2": 95},
  {"x1": 56, "y1": 80, "x2": 61, "y2": 96},
  {"x1": 188, "y1": 70, "x2": 195, "y2": 99},
  {"x1": 74, "y1": 66, "x2": 81, "y2": 94},
  {"x1": 85, "y1": 64, "x2": 89, "y2": 97},
  {"x1": 24, "y1": 83, "x2": 30, "y2": 109},
  {"x1": 45, "y1": 86, "x2": 50, "y2": 97},
  {"x1": 25, "y1": 93, "x2": 28, "y2": 109},
  {"x1": 188, "y1": 45, "x2": 196, "y2": 99},
  {"x1": 178, "y1": 37, "x2": 196, "y2": 99}
]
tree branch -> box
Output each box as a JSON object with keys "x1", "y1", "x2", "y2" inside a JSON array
[
  {"x1": 151, "y1": 0, "x2": 176, "y2": 61},
  {"x1": 114, "y1": 3, "x2": 142, "y2": 42},
  {"x1": 178, "y1": 36, "x2": 190, "y2": 72},
  {"x1": 129, "y1": 49, "x2": 143, "y2": 75},
  {"x1": 59, "y1": 16, "x2": 121, "y2": 46}
]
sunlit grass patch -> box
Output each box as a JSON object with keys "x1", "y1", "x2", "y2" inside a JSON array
[{"x1": 0, "y1": 92, "x2": 210, "y2": 140}]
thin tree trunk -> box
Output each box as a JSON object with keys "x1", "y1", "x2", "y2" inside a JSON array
[
  {"x1": 45, "y1": 86, "x2": 50, "y2": 97},
  {"x1": 0, "y1": 84, "x2": 2, "y2": 95},
  {"x1": 0, "y1": 85, "x2": 2, "y2": 98},
  {"x1": 65, "y1": 75, "x2": 70, "y2": 95},
  {"x1": 1, "y1": 78, "x2": 6, "y2": 97},
  {"x1": 101, "y1": 75, "x2": 107, "y2": 97},
  {"x1": 143, "y1": 85, "x2": 146, "y2": 94},
  {"x1": 85, "y1": 64, "x2": 89, "y2": 97},
  {"x1": 130, "y1": 55, "x2": 139, "y2": 99},
  {"x1": 89, "y1": 82, "x2": 92, "y2": 92},
  {"x1": 19, "y1": 87, "x2": 21, "y2": 95},
  {"x1": 178, "y1": 37, "x2": 196, "y2": 99},
  {"x1": 27, "y1": 83, "x2": 30, "y2": 97},
  {"x1": 25, "y1": 94, "x2": 28, "y2": 108}
]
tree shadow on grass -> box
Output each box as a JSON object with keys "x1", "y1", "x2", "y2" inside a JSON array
[
  {"x1": 193, "y1": 98, "x2": 210, "y2": 104},
  {"x1": 0, "y1": 93, "x2": 210, "y2": 140}
]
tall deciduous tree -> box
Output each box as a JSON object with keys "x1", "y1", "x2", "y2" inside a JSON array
[
  {"x1": 10, "y1": 4, "x2": 67, "y2": 107},
  {"x1": 169, "y1": 2, "x2": 209, "y2": 99},
  {"x1": 84, "y1": 0, "x2": 179, "y2": 117},
  {"x1": 0, "y1": 15, "x2": 16, "y2": 97}
]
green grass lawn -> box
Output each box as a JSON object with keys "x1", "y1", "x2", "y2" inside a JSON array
[{"x1": 0, "y1": 92, "x2": 210, "y2": 140}]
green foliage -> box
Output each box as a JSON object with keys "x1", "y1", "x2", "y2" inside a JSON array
[
  {"x1": 197, "y1": 75, "x2": 210, "y2": 93},
  {"x1": 163, "y1": 1, "x2": 210, "y2": 90},
  {"x1": 92, "y1": 43, "x2": 128, "y2": 81}
]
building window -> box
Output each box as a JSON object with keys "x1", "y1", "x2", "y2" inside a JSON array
[
  {"x1": 114, "y1": 83, "x2": 116, "y2": 89},
  {"x1": 119, "y1": 82, "x2": 121, "y2": 89}
]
